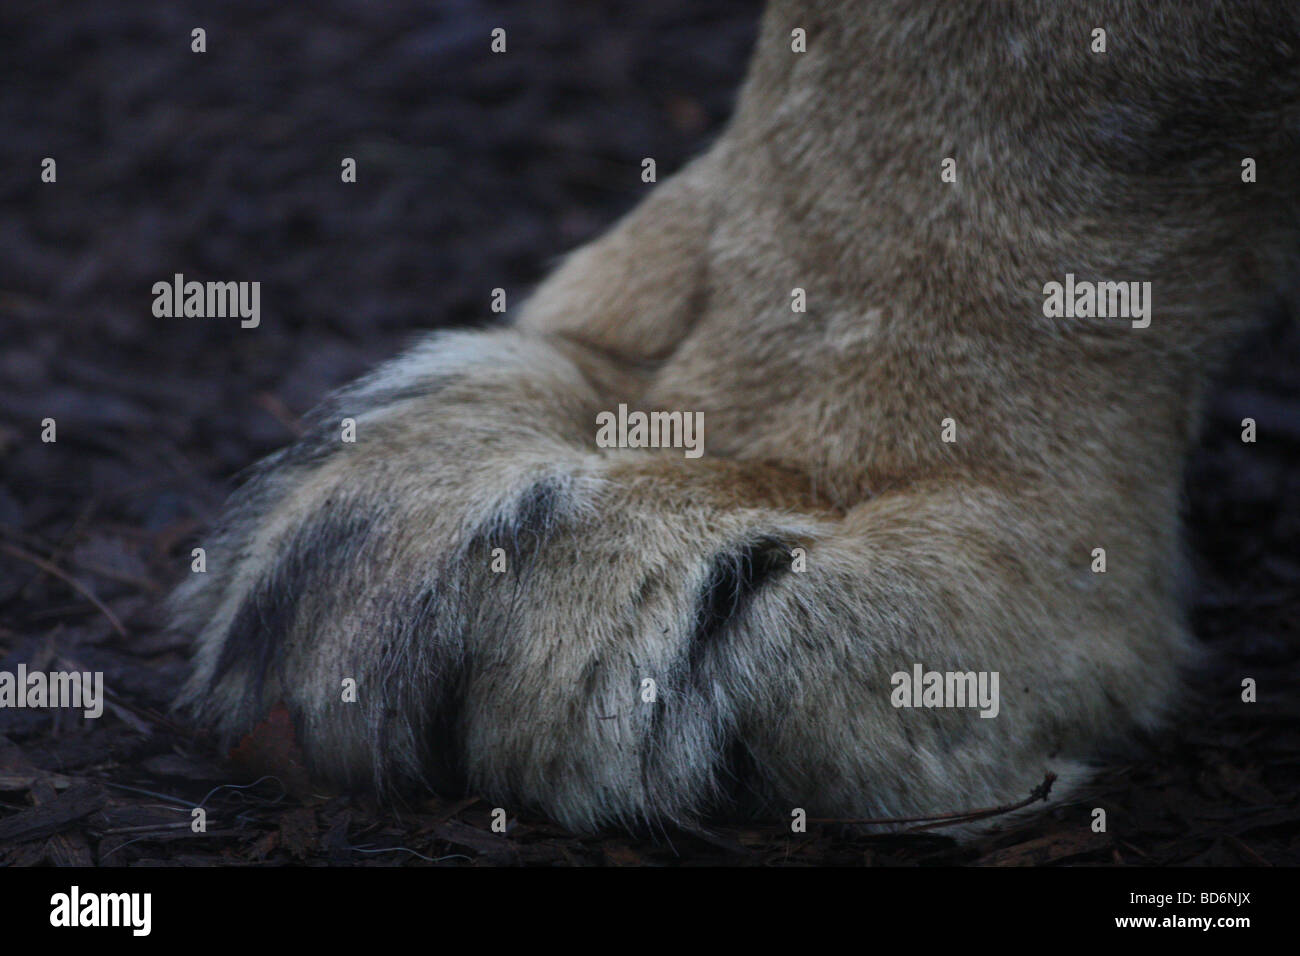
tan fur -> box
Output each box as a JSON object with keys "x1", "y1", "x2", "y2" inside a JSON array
[{"x1": 172, "y1": 1, "x2": 1300, "y2": 834}]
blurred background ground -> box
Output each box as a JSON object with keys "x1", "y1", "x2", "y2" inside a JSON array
[{"x1": 0, "y1": 0, "x2": 1297, "y2": 866}]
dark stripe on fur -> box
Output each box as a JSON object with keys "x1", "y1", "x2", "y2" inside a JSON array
[
  {"x1": 640, "y1": 537, "x2": 795, "y2": 817},
  {"x1": 481, "y1": 477, "x2": 564, "y2": 564},
  {"x1": 689, "y1": 537, "x2": 792, "y2": 670},
  {"x1": 711, "y1": 734, "x2": 771, "y2": 819},
  {"x1": 211, "y1": 511, "x2": 374, "y2": 701},
  {"x1": 405, "y1": 585, "x2": 468, "y2": 795}
]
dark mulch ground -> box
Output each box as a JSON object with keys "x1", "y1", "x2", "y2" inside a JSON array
[{"x1": 1, "y1": 0, "x2": 1297, "y2": 866}]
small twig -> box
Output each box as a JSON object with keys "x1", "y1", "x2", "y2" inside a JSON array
[
  {"x1": 99, "y1": 685, "x2": 198, "y2": 736},
  {"x1": 808, "y1": 772, "x2": 1057, "y2": 832},
  {"x1": 254, "y1": 392, "x2": 306, "y2": 438},
  {"x1": 196, "y1": 776, "x2": 289, "y2": 809},
  {"x1": 348, "y1": 845, "x2": 472, "y2": 863},
  {"x1": 70, "y1": 556, "x2": 161, "y2": 593},
  {"x1": 1119, "y1": 839, "x2": 1151, "y2": 861},
  {"x1": 100, "y1": 822, "x2": 193, "y2": 836},
  {"x1": 100, "y1": 836, "x2": 151, "y2": 861},
  {"x1": 1225, "y1": 833, "x2": 1272, "y2": 866},
  {"x1": 0, "y1": 542, "x2": 127, "y2": 637},
  {"x1": 101, "y1": 781, "x2": 202, "y2": 807}
]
